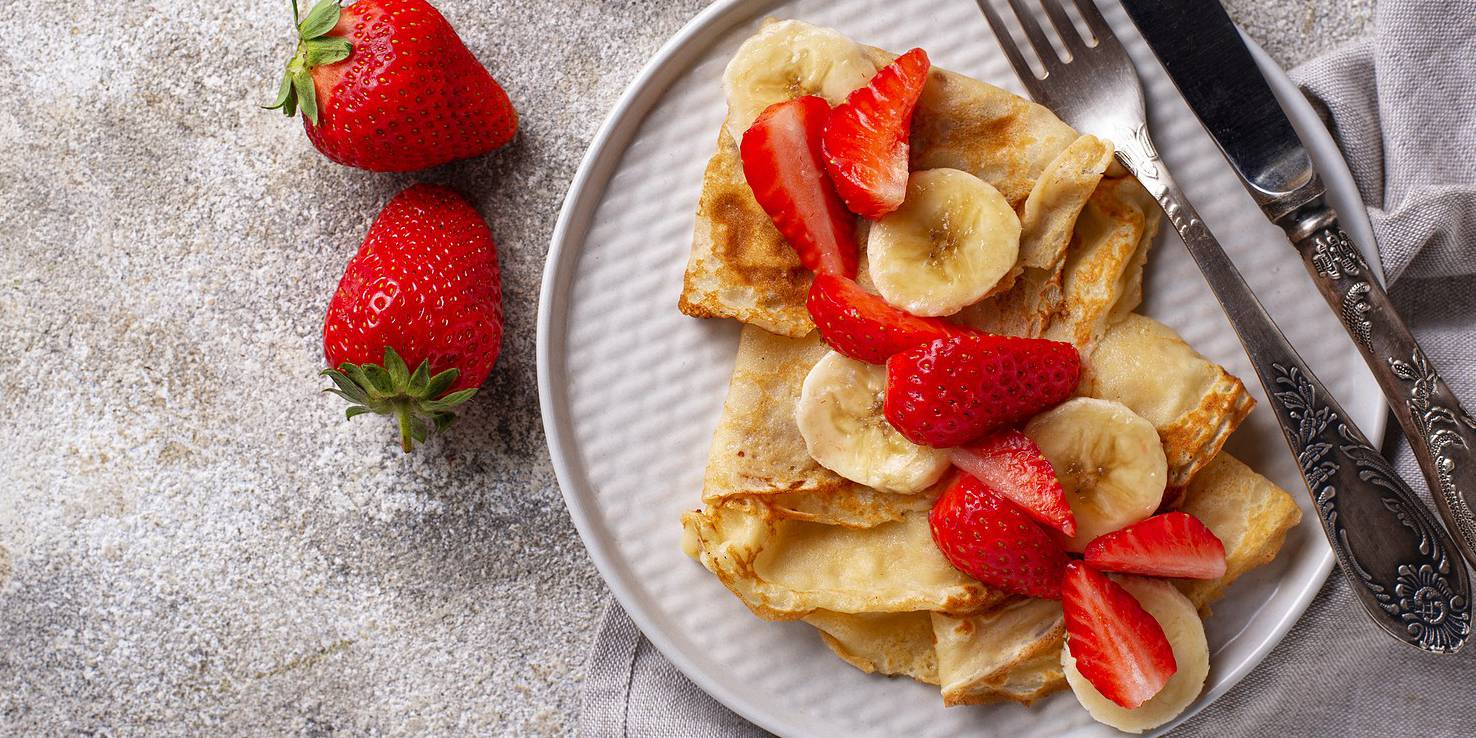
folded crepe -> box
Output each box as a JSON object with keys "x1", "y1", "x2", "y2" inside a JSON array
[
  {"x1": 682, "y1": 501, "x2": 1005, "y2": 620},
  {"x1": 806, "y1": 610, "x2": 940, "y2": 685},
  {"x1": 680, "y1": 19, "x2": 1138, "y2": 340},
  {"x1": 932, "y1": 598, "x2": 1066, "y2": 705},
  {"x1": 700, "y1": 326, "x2": 936, "y2": 529},
  {"x1": 1042, "y1": 177, "x2": 1160, "y2": 352},
  {"x1": 1173, "y1": 454, "x2": 1305, "y2": 608},
  {"x1": 1083, "y1": 313, "x2": 1255, "y2": 487}
]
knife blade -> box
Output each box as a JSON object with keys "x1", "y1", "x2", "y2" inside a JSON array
[{"x1": 1119, "y1": 0, "x2": 1476, "y2": 578}]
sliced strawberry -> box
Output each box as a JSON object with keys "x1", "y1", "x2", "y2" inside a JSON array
[
  {"x1": 884, "y1": 333, "x2": 1080, "y2": 448},
  {"x1": 822, "y1": 48, "x2": 931, "y2": 219},
  {"x1": 1062, "y1": 562, "x2": 1178, "y2": 709},
  {"x1": 1083, "y1": 512, "x2": 1227, "y2": 580},
  {"x1": 806, "y1": 273, "x2": 969, "y2": 363},
  {"x1": 740, "y1": 96, "x2": 858, "y2": 277},
  {"x1": 949, "y1": 429, "x2": 1077, "y2": 537},
  {"x1": 929, "y1": 473, "x2": 1069, "y2": 599}
]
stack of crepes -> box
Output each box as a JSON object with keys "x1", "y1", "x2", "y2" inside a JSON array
[{"x1": 678, "y1": 19, "x2": 1302, "y2": 706}]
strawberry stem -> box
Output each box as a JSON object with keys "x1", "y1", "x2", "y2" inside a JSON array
[
  {"x1": 264, "y1": 0, "x2": 349, "y2": 125},
  {"x1": 395, "y1": 401, "x2": 414, "y2": 454},
  {"x1": 321, "y1": 347, "x2": 479, "y2": 453}
]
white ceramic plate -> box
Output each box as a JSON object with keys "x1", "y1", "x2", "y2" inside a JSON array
[{"x1": 538, "y1": 1, "x2": 1385, "y2": 736}]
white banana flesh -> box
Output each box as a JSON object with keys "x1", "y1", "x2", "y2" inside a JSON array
[
  {"x1": 1024, "y1": 398, "x2": 1166, "y2": 551},
  {"x1": 867, "y1": 168, "x2": 1021, "y2": 317},
  {"x1": 796, "y1": 351, "x2": 950, "y2": 494},
  {"x1": 1063, "y1": 576, "x2": 1210, "y2": 733},
  {"x1": 722, "y1": 20, "x2": 881, "y2": 142}
]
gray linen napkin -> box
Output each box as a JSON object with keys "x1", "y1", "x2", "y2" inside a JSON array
[{"x1": 578, "y1": 1, "x2": 1476, "y2": 734}]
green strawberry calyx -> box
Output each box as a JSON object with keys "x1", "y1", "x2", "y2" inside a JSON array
[
  {"x1": 322, "y1": 347, "x2": 479, "y2": 453},
  {"x1": 264, "y1": 0, "x2": 352, "y2": 125}
]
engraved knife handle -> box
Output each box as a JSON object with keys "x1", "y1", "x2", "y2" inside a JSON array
[
  {"x1": 1288, "y1": 204, "x2": 1476, "y2": 572},
  {"x1": 1117, "y1": 139, "x2": 1473, "y2": 652}
]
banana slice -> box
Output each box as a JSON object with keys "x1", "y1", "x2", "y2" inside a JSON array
[
  {"x1": 722, "y1": 20, "x2": 881, "y2": 142},
  {"x1": 1024, "y1": 398, "x2": 1166, "y2": 551},
  {"x1": 1063, "y1": 576, "x2": 1209, "y2": 733},
  {"x1": 796, "y1": 351, "x2": 951, "y2": 494},
  {"x1": 867, "y1": 169, "x2": 1021, "y2": 317}
]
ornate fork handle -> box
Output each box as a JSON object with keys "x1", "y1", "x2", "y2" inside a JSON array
[
  {"x1": 1115, "y1": 127, "x2": 1471, "y2": 652},
  {"x1": 1286, "y1": 206, "x2": 1476, "y2": 570}
]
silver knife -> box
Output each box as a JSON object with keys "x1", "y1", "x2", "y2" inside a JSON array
[
  {"x1": 1119, "y1": 4, "x2": 1476, "y2": 564},
  {"x1": 1118, "y1": 0, "x2": 1476, "y2": 628}
]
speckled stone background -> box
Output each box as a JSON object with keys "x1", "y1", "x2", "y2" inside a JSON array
[{"x1": 0, "y1": 0, "x2": 1372, "y2": 735}]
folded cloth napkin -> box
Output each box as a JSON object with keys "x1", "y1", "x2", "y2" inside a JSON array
[{"x1": 578, "y1": 1, "x2": 1476, "y2": 734}]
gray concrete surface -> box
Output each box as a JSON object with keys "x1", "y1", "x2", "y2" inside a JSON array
[{"x1": 0, "y1": 0, "x2": 1371, "y2": 735}]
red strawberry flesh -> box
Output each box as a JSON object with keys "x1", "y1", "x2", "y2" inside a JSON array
[
  {"x1": 884, "y1": 334, "x2": 1081, "y2": 448},
  {"x1": 1062, "y1": 562, "x2": 1178, "y2": 709},
  {"x1": 929, "y1": 473, "x2": 1069, "y2": 599},
  {"x1": 822, "y1": 48, "x2": 931, "y2": 219},
  {"x1": 1083, "y1": 512, "x2": 1227, "y2": 580},
  {"x1": 740, "y1": 96, "x2": 859, "y2": 277},
  {"x1": 949, "y1": 429, "x2": 1077, "y2": 537},
  {"x1": 806, "y1": 274, "x2": 969, "y2": 363}
]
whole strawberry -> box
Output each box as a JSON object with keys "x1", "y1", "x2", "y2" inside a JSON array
[
  {"x1": 322, "y1": 184, "x2": 503, "y2": 451},
  {"x1": 267, "y1": 0, "x2": 518, "y2": 172}
]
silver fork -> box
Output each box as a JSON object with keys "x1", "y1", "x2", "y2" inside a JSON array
[{"x1": 976, "y1": 0, "x2": 1470, "y2": 653}]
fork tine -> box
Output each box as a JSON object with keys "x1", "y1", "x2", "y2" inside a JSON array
[
  {"x1": 1002, "y1": 0, "x2": 1062, "y2": 65},
  {"x1": 1069, "y1": 0, "x2": 1113, "y2": 46},
  {"x1": 1038, "y1": 0, "x2": 1087, "y2": 51},
  {"x1": 974, "y1": 0, "x2": 1044, "y2": 80}
]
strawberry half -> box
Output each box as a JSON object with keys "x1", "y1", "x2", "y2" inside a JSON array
[
  {"x1": 807, "y1": 274, "x2": 969, "y2": 363},
  {"x1": 949, "y1": 429, "x2": 1077, "y2": 537},
  {"x1": 1083, "y1": 512, "x2": 1227, "y2": 580},
  {"x1": 930, "y1": 473, "x2": 1069, "y2": 599},
  {"x1": 741, "y1": 96, "x2": 859, "y2": 277},
  {"x1": 822, "y1": 48, "x2": 931, "y2": 219},
  {"x1": 1062, "y1": 562, "x2": 1178, "y2": 709},
  {"x1": 884, "y1": 334, "x2": 1081, "y2": 448}
]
